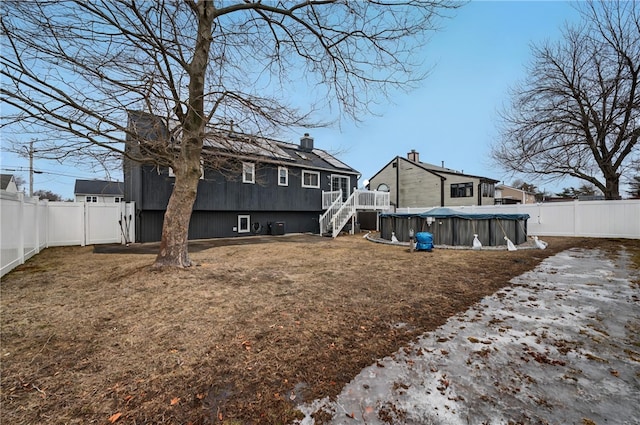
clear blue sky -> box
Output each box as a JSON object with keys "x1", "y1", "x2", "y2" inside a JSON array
[
  {"x1": 293, "y1": 0, "x2": 585, "y2": 194},
  {"x1": 1, "y1": 1, "x2": 584, "y2": 200}
]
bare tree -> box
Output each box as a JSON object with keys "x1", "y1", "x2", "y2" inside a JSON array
[
  {"x1": 1, "y1": 0, "x2": 460, "y2": 268},
  {"x1": 33, "y1": 189, "x2": 63, "y2": 201},
  {"x1": 491, "y1": 1, "x2": 640, "y2": 200}
]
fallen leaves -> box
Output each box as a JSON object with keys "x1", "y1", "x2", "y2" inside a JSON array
[
  {"x1": 170, "y1": 397, "x2": 180, "y2": 406},
  {"x1": 108, "y1": 412, "x2": 122, "y2": 423}
]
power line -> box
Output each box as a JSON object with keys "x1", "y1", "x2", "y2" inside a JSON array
[{"x1": 0, "y1": 166, "x2": 120, "y2": 180}]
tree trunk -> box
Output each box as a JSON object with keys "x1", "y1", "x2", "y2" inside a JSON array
[
  {"x1": 154, "y1": 163, "x2": 201, "y2": 268},
  {"x1": 154, "y1": 1, "x2": 215, "y2": 268},
  {"x1": 604, "y1": 173, "x2": 621, "y2": 200}
]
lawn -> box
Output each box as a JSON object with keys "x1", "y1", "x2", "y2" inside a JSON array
[{"x1": 1, "y1": 234, "x2": 636, "y2": 424}]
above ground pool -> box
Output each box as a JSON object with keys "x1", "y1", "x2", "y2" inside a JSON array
[{"x1": 380, "y1": 207, "x2": 530, "y2": 247}]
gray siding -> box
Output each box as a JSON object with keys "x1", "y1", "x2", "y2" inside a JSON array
[
  {"x1": 128, "y1": 162, "x2": 357, "y2": 242},
  {"x1": 137, "y1": 210, "x2": 321, "y2": 243},
  {"x1": 132, "y1": 163, "x2": 356, "y2": 211}
]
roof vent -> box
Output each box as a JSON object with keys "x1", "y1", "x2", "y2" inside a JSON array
[{"x1": 300, "y1": 133, "x2": 314, "y2": 152}]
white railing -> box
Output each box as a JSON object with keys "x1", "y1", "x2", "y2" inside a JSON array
[
  {"x1": 322, "y1": 190, "x2": 342, "y2": 209},
  {"x1": 319, "y1": 189, "x2": 391, "y2": 237},
  {"x1": 331, "y1": 191, "x2": 358, "y2": 238},
  {"x1": 319, "y1": 190, "x2": 343, "y2": 235},
  {"x1": 1, "y1": 190, "x2": 135, "y2": 278},
  {"x1": 355, "y1": 190, "x2": 390, "y2": 210}
]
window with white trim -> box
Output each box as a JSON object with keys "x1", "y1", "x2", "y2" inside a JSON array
[
  {"x1": 238, "y1": 215, "x2": 250, "y2": 233},
  {"x1": 243, "y1": 162, "x2": 255, "y2": 184},
  {"x1": 86, "y1": 196, "x2": 97, "y2": 202},
  {"x1": 278, "y1": 166, "x2": 288, "y2": 186},
  {"x1": 302, "y1": 170, "x2": 320, "y2": 188}
]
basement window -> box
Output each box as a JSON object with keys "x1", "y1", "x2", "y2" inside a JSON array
[{"x1": 238, "y1": 215, "x2": 250, "y2": 233}]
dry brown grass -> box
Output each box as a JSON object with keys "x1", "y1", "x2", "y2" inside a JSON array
[{"x1": 1, "y1": 234, "x2": 638, "y2": 424}]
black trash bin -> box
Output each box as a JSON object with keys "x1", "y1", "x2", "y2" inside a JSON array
[{"x1": 273, "y1": 221, "x2": 285, "y2": 235}]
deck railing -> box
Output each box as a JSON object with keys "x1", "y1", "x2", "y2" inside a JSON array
[
  {"x1": 319, "y1": 189, "x2": 390, "y2": 237},
  {"x1": 319, "y1": 190, "x2": 343, "y2": 235},
  {"x1": 354, "y1": 190, "x2": 390, "y2": 210},
  {"x1": 322, "y1": 190, "x2": 342, "y2": 209}
]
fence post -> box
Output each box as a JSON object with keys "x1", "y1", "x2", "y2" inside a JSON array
[
  {"x1": 573, "y1": 200, "x2": 579, "y2": 237},
  {"x1": 44, "y1": 199, "x2": 50, "y2": 249},
  {"x1": 82, "y1": 202, "x2": 88, "y2": 247},
  {"x1": 17, "y1": 193, "x2": 25, "y2": 266},
  {"x1": 34, "y1": 197, "x2": 41, "y2": 254}
]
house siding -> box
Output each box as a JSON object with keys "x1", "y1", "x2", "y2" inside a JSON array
[
  {"x1": 398, "y1": 160, "x2": 442, "y2": 207},
  {"x1": 368, "y1": 156, "x2": 497, "y2": 209},
  {"x1": 497, "y1": 186, "x2": 536, "y2": 204},
  {"x1": 368, "y1": 162, "x2": 397, "y2": 207},
  {"x1": 132, "y1": 163, "x2": 355, "y2": 212},
  {"x1": 136, "y1": 210, "x2": 322, "y2": 242},
  {"x1": 444, "y1": 174, "x2": 481, "y2": 207},
  {"x1": 127, "y1": 160, "x2": 357, "y2": 243}
]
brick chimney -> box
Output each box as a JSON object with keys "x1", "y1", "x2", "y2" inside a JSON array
[
  {"x1": 300, "y1": 133, "x2": 314, "y2": 152},
  {"x1": 407, "y1": 149, "x2": 419, "y2": 162}
]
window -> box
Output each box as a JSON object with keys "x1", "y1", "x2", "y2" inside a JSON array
[
  {"x1": 377, "y1": 183, "x2": 390, "y2": 192},
  {"x1": 451, "y1": 182, "x2": 473, "y2": 198},
  {"x1": 238, "y1": 215, "x2": 250, "y2": 233},
  {"x1": 331, "y1": 175, "x2": 350, "y2": 201},
  {"x1": 243, "y1": 162, "x2": 255, "y2": 184},
  {"x1": 86, "y1": 196, "x2": 97, "y2": 202},
  {"x1": 302, "y1": 170, "x2": 320, "y2": 188},
  {"x1": 115, "y1": 197, "x2": 125, "y2": 203},
  {"x1": 278, "y1": 166, "x2": 288, "y2": 186},
  {"x1": 481, "y1": 182, "x2": 495, "y2": 198}
]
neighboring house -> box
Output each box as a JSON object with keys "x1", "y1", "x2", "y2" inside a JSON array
[
  {"x1": 0, "y1": 174, "x2": 19, "y2": 193},
  {"x1": 124, "y1": 111, "x2": 370, "y2": 243},
  {"x1": 495, "y1": 184, "x2": 537, "y2": 204},
  {"x1": 367, "y1": 150, "x2": 499, "y2": 209},
  {"x1": 74, "y1": 179, "x2": 124, "y2": 203}
]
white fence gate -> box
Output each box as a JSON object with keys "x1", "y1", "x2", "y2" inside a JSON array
[
  {"x1": 1, "y1": 191, "x2": 135, "y2": 278},
  {"x1": 398, "y1": 199, "x2": 640, "y2": 239}
]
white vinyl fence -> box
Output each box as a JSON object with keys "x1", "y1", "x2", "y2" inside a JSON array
[
  {"x1": 1, "y1": 190, "x2": 135, "y2": 278},
  {"x1": 398, "y1": 199, "x2": 640, "y2": 239}
]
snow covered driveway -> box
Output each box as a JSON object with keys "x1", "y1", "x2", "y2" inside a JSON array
[{"x1": 297, "y1": 248, "x2": 640, "y2": 424}]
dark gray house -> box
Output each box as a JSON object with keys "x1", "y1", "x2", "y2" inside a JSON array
[{"x1": 124, "y1": 111, "x2": 361, "y2": 243}]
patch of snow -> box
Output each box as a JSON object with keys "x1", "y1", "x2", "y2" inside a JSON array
[{"x1": 295, "y1": 248, "x2": 640, "y2": 425}]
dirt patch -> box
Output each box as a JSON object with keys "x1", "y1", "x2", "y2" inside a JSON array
[{"x1": 1, "y1": 235, "x2": 638, "y2": 424}]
